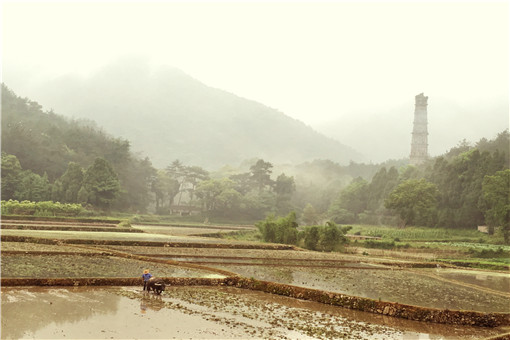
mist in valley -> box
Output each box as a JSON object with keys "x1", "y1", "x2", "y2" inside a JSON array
[
  {"x1": 2, "y1": 1, "x2": 509, "y2": 223},
  {"x1": 3, "y1": 2, "x2": 508, "y2": 170}
]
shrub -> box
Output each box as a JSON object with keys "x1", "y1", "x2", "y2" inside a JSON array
[
  {"x1": 258, "y1": 215, "x2": 349, "y2": 252},
  {"x1": 118, "y1": 220, "x2": 132, "y2": 228},
  {"x1": 301, "y1": 222, "x2": 349, "y2": 252},
  {"x1": 257, "y1": 212, "x2": 298, "y2": 245},
  {"x1": 318, "y1": 222, "x2": 344, "y2": 252},
  {"x1": 1, "y1": 200, "x2": 84, "y2": 217},
  {"x1": 303, "y1": 226, "x2": 320, "y2": 250}
]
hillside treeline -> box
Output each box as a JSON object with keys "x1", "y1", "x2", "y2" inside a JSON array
[
  {"x1": 327, "y1": 131, "x2": 509, "y2": 239},
  {"x1": 0, "y1": 85, "x2": 400, "y2": 218},
  {"x1": 2, "y1": 84, "x2": 508, "y2": 238},
  {"x1": 1, "y1": 85, "x2": 155, "y2": 212},
  {"x1": 0, "y1": 85, "x2": 300, "y2": 218}
]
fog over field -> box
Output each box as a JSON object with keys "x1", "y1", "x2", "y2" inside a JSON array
[{"x1": 2, "y1": 2, "x2": 508, "y2": 164}]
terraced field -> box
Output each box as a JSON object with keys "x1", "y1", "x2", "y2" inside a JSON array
[{"x1": 1, "y1": 217, "x2": 509, "y2": 339}]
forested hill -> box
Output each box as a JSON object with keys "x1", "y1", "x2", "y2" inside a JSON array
[
  {"x1": 1, "y1": 84, "x2": 155, "y2": 211},
  {"x1": 15, "y1": 59, "x2": 363, "y2": 169}
]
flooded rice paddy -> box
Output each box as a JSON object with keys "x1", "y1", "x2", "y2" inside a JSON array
[
  {"x1": 1, "y1": 254, "x2": 219, "y2": 278},
  {"x1": 423, "y1": 268, "x2": 510, "y2": 294},
  {"x1": 132, "y1": 224, "x2": 255, "y2": 237},
  {"x1": 1, "y1": 286, "x2": 505, "y2": 340},
  {"x1": 2, "y1": 222, "x2": 510, "y2": 339},
  {"x1": 1, "y1": 229, "x2": 229, "y2": 243},
  {"x1": 3, "y1": 241, "x2": 509, "y2": 313},
  {"x1": 212, "y1": 264, "x2": 510, "y2": 313}
]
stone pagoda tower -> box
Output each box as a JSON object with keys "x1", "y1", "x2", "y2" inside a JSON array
[{"x1": 409, "y1": 93, "x2": 429, "y2": 165}]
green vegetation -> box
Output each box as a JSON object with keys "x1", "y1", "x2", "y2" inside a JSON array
[
  {"x1": 300, "y1": 222, "x2": 350, "y2": 252},
  {"x1": 384, "y1": 179, "x2": 439, "y2": 227},
  {"x1": 361, "y1": 240, "x2": 410, "y2": 250},
  {"x1": 344, "y1": 224, "x2": 510, "y2": 270},
  {"x1": 81, "y1": 158, "x2": 120, "y2": 210},
  {"x1": 327, "y1": 132, "x2": 509, "y2": 242},
  {"x1": 256, "y1": 213, "x2": 349, "y2": 252},
  {"x1": 1, "y1": 200, "x2": 84, "y2": 217},
  {"x1": 257, "y1": 212, "x2": 299, "y2": 246},
  {"x1": 435, "y1": 258, "x2": 510, "y2": 271},
  {"x1": 1, "y1": 85, "x2": 156, "y2": 213},
  {"x1": 206, "y1": 229, "x2": 261, "y2": 242},
  {"x1": 1, "y1": 84, "x2": 508, "y2": 244},
  {"x1": 1, "y1": 84, "x2": 299, "y2": 220},
  {"x1": 481, "y1": 169, "x2": 510, "y2": 242},
  {"x1": 347, "y1": 225, "x2": 493, "y2": 242}
]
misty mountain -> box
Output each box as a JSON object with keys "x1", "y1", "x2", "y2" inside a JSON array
[{"x1": 15, "y1": 59, "x2": 363, "y2": 169}]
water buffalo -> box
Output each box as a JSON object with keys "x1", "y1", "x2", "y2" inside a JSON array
[{"x1": 147, "y1": 277, "x2": 166, "y2": 295}]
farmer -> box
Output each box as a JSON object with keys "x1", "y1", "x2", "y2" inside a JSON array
[{"x1": 142, "y1": 269, "x2": 153, "y2": 291}]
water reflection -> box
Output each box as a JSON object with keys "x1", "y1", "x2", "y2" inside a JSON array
[
  {"x1": 429, "y1": 268, "x2": 510, "y2": 294},
  {"x1": 1, "y1": 286, "x2": 505, "y2": 339},
  {"x1": 140, "y1": 291, "x2": 165, "y2": 311},
  {"x1": 1, "y1": 287, "x2": 120, "y2": 339}
]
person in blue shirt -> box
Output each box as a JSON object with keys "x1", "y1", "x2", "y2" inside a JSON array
[{"x1": 142, "y1": 269, "x2": 152, "y2": 291}]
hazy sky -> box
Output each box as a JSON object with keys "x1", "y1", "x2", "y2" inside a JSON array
[{"x1": 2, "y1": 1, "x2": 509, "y2": 160}]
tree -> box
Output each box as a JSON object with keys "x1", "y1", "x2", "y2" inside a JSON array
[
  {"x1": 1, "y1": 152, "x2": 23, "y2": 199},
  {"x1": 82, "y1": 158, "x2": 120, "y2": 210},
  {"x1": 184, "y1": 165, "x2": 209, "y2": 201},
  {"x1": 1, "y1": 85, "x2": 161, "y2": 213},
  {"x1": 59, "y1": 162, "x2": 84, "y2": 203},
  {"x1": 250, "y1": 159, "x2": 274, "y2": 192},
  {"x1": 77, "y1": 186, "x2": 89, "y2": 205},
  {"x1": 302, "y1": 203, "x2": 319, "y2": 225},
  {"x1": 152, "y1": 169, "x2": 180, "y2": 213},
  {"x1": 367, "y1": 166, "x2": 399, "y2": 211},
  {"x1": 274, "y1": 173, "x2": 296, "y2": 214},
  {"x1": 229, "y1": 172, "x2": 252, "y2": 195},
  {"x1": 328, "y1": 177, "x2": 368, "y2": 223},
  {"x1": 243, "y1": 190, "x2": 276, "y2": 219},
  {"x1": 115, "y1": 157, "x2": 156, "y2": 213},
  {"x1": 428, "y1": 145, "x2": 506, "y2": 229},
  {"x1": 481, "y1": 169, "x2": 510, "y2": 243},
  {"x1": 166, "y1": 160, "x2": 187, "y2": 205},
  {"x1": 165, "y1": 160, "x2": 208, "y2": 206},
  {"x1": 384, "y1": 178, "x2": 439, "y2": 227},
  {"x1": 196, "y1": 178, "x2": 236, "y2": 212},
  {"x1": 14, "y1": 171, "x2": 51, "y2": 202}
]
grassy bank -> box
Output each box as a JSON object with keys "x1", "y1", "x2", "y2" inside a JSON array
[{"x1": 346, "y1": 224, "x2": 498, "y2": 242}]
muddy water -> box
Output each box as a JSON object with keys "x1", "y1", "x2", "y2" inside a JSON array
[
  {"x1": 215, "y1": 264, "x2": 510, "y2": 313},
  {"x1": 422, "y1": 268, "x2": 510, "y2": 293},
  {"x1": 1, "y1": 286, "x2": 504, "y2": 339}
]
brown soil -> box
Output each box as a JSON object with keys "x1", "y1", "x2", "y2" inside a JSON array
[{"x1": 2, "y1": 286, "x2": 507, "y2": 339}]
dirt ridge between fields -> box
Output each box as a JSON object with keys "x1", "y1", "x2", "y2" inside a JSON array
[{"x1": 1, "y1": 235, "x2": 298, "y2": 250}]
